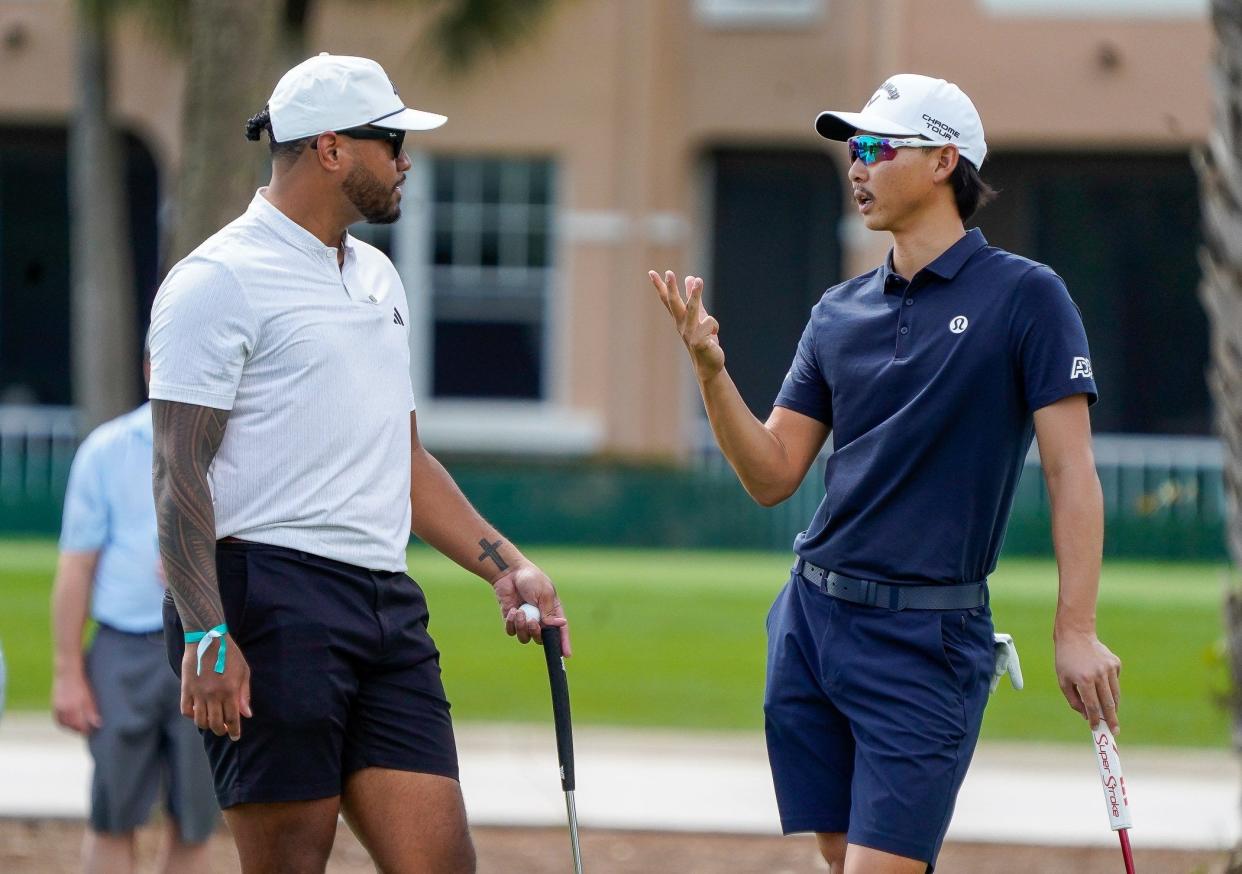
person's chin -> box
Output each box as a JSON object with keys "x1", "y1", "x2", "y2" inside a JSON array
[
  {"x1": 861, "y1": 211, "x2": 888, "y2": 232},
  {"x1": 366, "y1": 206, "x2": 401, "y2": 225}
]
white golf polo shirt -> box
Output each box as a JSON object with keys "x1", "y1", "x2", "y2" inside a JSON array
[{"x1": 149, "y1": 190, "x2": 416, "y2": 572}]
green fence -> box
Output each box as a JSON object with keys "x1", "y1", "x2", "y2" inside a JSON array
[
  {"x1": 0, "y1": 406, "x2": 1228, "y2": 560},
  {"x1": 0, "y1": 406, "x2": 78, "y2": 535},
  {"x1": 449, "y1": 436, "x2": 1227, "y2": 560}
]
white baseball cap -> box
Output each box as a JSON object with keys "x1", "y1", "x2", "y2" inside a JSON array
[
  {"x1": 268, "y1": 52, "x2": 447, "y2": 143},
  {"x1": 815, "y1": 73, "x2": 987, "y2": 168}
]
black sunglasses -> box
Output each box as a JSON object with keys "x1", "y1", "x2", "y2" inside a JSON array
[{"x1": 312, "y1": 125, "x2": 405, "y2": 158}]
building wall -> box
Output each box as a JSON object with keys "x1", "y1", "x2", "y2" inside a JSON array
[{"x1": 0, "y1": 0, "x2": 1212, "y2": 456}]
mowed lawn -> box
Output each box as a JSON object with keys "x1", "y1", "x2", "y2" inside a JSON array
[{"x1": 0, "y1": 539, "x2": 1230, "y2": 747}]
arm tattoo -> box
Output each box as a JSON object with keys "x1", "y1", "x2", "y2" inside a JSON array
[
  {"x1": 477, "y1": 538, "x2": 509, "y2": 573},
  {"x1": 152, "y1": 400, "x2": 230, "y2": 631}
]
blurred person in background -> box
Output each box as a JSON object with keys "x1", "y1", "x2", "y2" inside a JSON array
[
  {"x1": 51, "y1": 339, "x2": 217, "y2": 874},
  {"x1": 651, "y1": 74, "x2": 1121, "y2": 874}
]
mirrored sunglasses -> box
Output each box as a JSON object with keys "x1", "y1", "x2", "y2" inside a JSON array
[{"x1": 847, "y1": 135, "x2": 942, "y2": 166}]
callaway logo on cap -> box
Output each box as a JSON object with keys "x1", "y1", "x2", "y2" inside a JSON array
[
  {"x1": 268, "y1": 52, "x2": 447, "y2": 143},
  {"x1": 814, "y1": 73, "x2": 987, "y2": 169}
]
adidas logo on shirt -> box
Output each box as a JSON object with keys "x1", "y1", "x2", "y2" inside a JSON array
[{"x1": 393, "y1": 309, "x2": 405, "y2": 326}]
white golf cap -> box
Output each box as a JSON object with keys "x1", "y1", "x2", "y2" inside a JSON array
[
  {"x1": 268, "y1": 52, "x2": 447, "y2": 143},
  {"x1": 815, "y1": 73, "x2": 987, "y2": 168}
]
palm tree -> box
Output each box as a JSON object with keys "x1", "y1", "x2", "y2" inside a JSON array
[
  {"x1": 70, "y1": 0, "x2": 196, "y2": 428},
  {"x1": 169, "y1": 0, "x2": 567, "y2": 263},
  {"x1": 168, "y1": 0, "x2": 283, "y2": 263},
  {"x1": 1198, "y1": 3, "x2": 1242, "y2": 867},
  {"x1": 69, "y1": 1, "x2": 139, "y2": 429}
]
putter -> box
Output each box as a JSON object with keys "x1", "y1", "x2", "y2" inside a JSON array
[
  {"x1": 522, "y1": 604, "x2": 584, "y2": 873},
  {"x1": 1091, "y1": 721, "x2": 1135, "y2": 874}
]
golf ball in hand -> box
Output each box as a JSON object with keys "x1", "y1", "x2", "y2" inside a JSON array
[{"x1": 519, "y1": 604, "x2": 541, "y2": 623}]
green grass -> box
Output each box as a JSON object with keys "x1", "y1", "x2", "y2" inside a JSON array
[{"x1": 1, "y1": 539, "x2": 1230, "y2": 747}]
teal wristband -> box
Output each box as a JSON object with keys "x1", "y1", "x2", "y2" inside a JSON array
[{"x1": 183, "y1": 624, "x2": 228, "y2": 676}]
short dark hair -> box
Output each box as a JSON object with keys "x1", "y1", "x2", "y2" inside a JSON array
[
  {"x1": 950, "y1": 157, "x2": 997, "y2": 221},
  {"x1": 244, "y1": 106, "x2": 311, "y2": 161}
]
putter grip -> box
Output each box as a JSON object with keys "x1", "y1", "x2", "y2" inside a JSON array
[{"x1": 540, "y1": 625, "x2": 576, "y2": 792}]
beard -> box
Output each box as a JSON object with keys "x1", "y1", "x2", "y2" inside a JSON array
[{"x1": 342, "y1": 163, "x2": 400, "y2": 224}]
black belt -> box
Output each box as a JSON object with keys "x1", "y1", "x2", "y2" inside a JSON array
[
  {"x1": 98, "y1": 622, "x2": 165, "y2": 642},
  {"x1": 794, "y1": 559, "x2": 987, "y2": 611}
]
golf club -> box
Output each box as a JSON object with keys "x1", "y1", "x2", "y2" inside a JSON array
[
  {"x1": 1091, "y1": 721, "x2": 1135, "y2": 874},
  {"x1": 522, "y1": 603, "x2": 584, "y2": 874}
]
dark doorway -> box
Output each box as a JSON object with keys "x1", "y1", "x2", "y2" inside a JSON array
[
  {"x1": 0, "y1": 126, "x2": 160, "y2": 406},
  {"x1": 708, "y1": 149, "x2": 843, "y2": 417},
  {"x1": 979, "y1": 152, "x2": 1206, "y2": 435}
]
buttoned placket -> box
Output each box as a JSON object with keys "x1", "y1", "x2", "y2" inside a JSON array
[
  {"x1": 249, "y1": 195, "x2": 377, "y2": 306},
  {"x1": 886, "y1": 272, "x2": 915, "y2": 360},
  {"x1": 327, "y1": 242, "x2": 380, "y2": 305}
]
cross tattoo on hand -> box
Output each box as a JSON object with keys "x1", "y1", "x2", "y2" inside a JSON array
[{"x1": 478, "y1": 538, "x2": 509, "y2": 572}]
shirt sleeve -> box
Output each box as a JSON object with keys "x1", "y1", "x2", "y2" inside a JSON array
[
  {"x1": 58, "y1": 432, "x2": 108, "y2": 553},
  {"x1": 1011, "y1": 265, "x2": 1099, "y2": 412},
  {"x1": 773, "y1": 317, "x2": 833, "y2": 427},
  {"x1": 148, "y1": 257, "x2": 258, "y2": 410}
]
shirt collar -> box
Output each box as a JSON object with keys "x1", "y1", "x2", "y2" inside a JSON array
[
  {"x1": 880, "y1": 227, "x2": 988, "y2": 292},
  {"x1": 924, "y1": 228, "x2": 988, "y2": 279},
  {"x1": 248, "y1": 189, "x2": 344, "y2": 258}
]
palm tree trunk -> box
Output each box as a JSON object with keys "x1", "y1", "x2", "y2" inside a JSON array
[
  {"x1": 169, "y1": 0, "x2": 282, "y2": 263},
  {"x1": 1200, "y1": 2, "x2": 1242, "y2": 614},
  {"x1": 69, "y1": 3, "x2": 137, "y2": 429},
  {"x1": 279, "y1": 0, "x2": 311, "y2": 73},
  {"x1": 1198, "y1": 3, "x2": 1242, "y2": 868}
]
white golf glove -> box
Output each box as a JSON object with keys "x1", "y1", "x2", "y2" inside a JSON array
[{"x1": 991, "y1": 632, "x2": 1023, "y2": 693}]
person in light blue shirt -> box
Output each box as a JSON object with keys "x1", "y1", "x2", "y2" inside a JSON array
[{"x1": 51, "y1": 345, "x2": 217, "y2": 874}]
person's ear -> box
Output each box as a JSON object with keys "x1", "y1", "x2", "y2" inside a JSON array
[
  {"x1": 932, "y1": 144, "x2": 959, "y2": 184},
  {"x1": 312, "y1": 133, "x2": 345, "y2": 171}
]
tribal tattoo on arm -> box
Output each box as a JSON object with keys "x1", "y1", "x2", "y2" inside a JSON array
[{"x1": 151, "y1": 400, "x2": 230, "y2": 631}]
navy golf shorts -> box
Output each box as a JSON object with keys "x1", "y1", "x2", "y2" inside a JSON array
[
  {"x1": 764, "y1": 572, "x2": 994, "y2": 870},
  {"x1": 163, "y1": 541, "x2": 459, "y2": 809}
]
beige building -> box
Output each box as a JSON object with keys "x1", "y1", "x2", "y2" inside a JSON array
[{"x1": 0, "y1": 0, "x2": 1213, "y2": 456}]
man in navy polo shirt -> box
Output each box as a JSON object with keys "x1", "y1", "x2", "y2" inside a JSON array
[{"x1": 650, "y1": 73, "x2": 1122, "y2": 873}]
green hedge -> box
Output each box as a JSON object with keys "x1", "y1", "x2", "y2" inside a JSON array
[{"x1": 0, "y1": 455, "x2": 1226, "y2": 560}]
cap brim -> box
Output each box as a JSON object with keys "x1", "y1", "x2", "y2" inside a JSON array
[
  {"x1": 814, "y1": 110, "x2": 922, "y2": 141},
  {"x1": 373, "y1": 106, "x2": 448, "y2": 132}
]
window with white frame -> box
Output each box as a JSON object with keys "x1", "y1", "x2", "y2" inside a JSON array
[
  {"x1": 428, "y1": 156, "x2": 555, "y2": 400},
  {"x1": 350, "y1": 156, "x2": 555, "y2": 403}
]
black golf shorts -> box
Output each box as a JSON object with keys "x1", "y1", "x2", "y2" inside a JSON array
[{"x1": 163, "y1": 540, "x2": 459, "y2": 808}]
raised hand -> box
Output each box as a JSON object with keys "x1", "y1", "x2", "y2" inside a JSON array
[{"x1": 649, "y1": 270, "x2": 726, "y2": 381}]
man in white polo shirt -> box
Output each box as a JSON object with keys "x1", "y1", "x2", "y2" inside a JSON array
[{"x1": 149, "y1": 53, "x2": 569, "y2": 874}]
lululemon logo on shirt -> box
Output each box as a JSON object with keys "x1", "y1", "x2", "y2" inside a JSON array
[
  {"x1": 949, "y1": 315, "x2": 969, "y2": 334},
  {"x1": 1071, "y1": 356, "x2": 1093, "y2": 379}
]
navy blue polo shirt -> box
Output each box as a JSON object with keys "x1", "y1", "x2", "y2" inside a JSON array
[{"x1": 774, "y1": 229, "x2": 1097, "y2": 585}]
